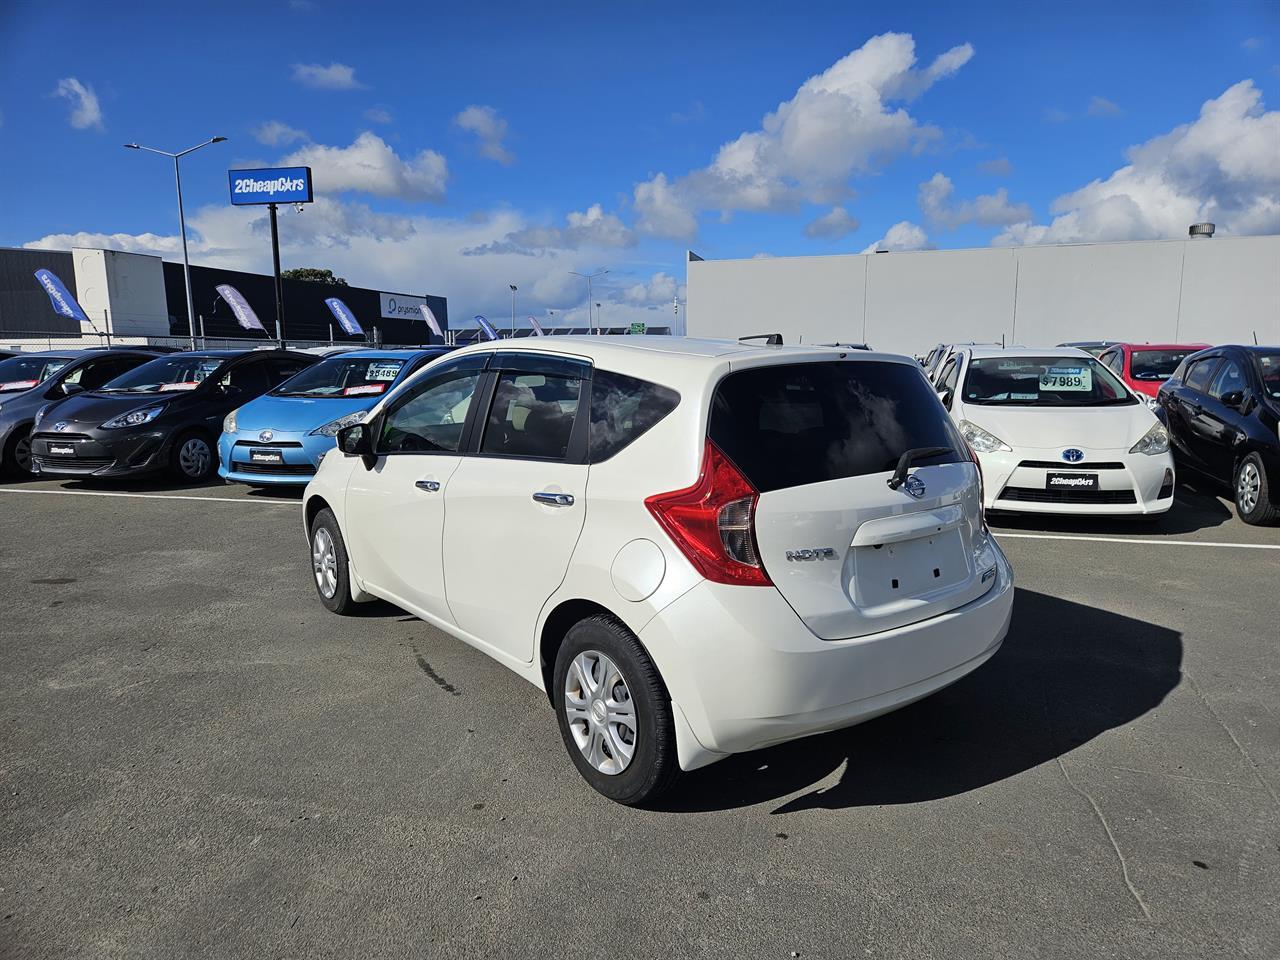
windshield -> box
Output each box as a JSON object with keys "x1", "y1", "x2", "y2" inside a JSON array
[
  {"x1": 0, "y1": 355, "x2": 71, "y2": 392},
  {"x1": 272, "y1": 356, "x2": 407, "y2": 397},
  {"x1": 1130, "y1": 349, "x2": 1196, "y2": 381},
  {"x1": 963, "y1": 355, "x2": 1136, "y2": 406},
  {"x1": 98, "y1": 355, "x2": 225, "y2": 394},
  {"x1": 1256, "y1": 353, "x2": 1280, "y2": 401}
]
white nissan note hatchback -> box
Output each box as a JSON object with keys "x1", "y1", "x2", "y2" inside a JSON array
[{"x1": 303, "y1": 338, "x2": 1014, "y2": 804}]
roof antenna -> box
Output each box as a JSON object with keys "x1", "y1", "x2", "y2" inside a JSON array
[
  {"x1": 1254, "y1": 330, "x2": 1259, "y2": 345},
  {"x1": 1001, "y1": 334, "x2": 1006, "y2": 348}
]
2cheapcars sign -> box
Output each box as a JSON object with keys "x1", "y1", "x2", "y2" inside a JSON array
[{"x1": 228, "y1": 166, "x2": 314, "y2": 205}]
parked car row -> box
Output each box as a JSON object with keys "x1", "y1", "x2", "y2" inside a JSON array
[{"x1": 923, "y1": 340, "x2": 1280, "y2": 525}]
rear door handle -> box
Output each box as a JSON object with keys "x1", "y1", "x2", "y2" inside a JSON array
[
  {"x1": 532, "y1": 491, "x2": 575, "y2": 507},
  {"x1": 415, "y1": 479, "x2": 440, "y2": 492}
]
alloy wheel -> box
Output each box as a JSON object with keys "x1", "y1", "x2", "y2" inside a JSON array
[
  {"x1": 14, "y1": 436, "x2": 32, "y2": 473},
  {"x1": 312, "y1": 527, "x2": 339, "y2": 599},
  {"x1": 179, "y1": 438, "x2": 211, "y2": 478},
  {"x1": 1238, "y1": 461, "x2": 1261, "y2": 515},
  {"x1": 563, "y1": 650, "x2": 637, "y2": 775}
]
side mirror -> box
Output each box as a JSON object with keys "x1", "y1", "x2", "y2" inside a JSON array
[
  {"x1": 937, "y1": 388, "x2": 953, "y2": 410},
  {"x1": 221, "y1": 383, "x2": 243, "y2": 398},
  {"x1": 1220, "y1": 390, "x2": 1245, "y2": 410},
  {"x1": 59, "y1": 381, "x2": 84, "y2": 397},
  {"x1": 337, "y1": 422, "x2": 376, "y2": 468}
]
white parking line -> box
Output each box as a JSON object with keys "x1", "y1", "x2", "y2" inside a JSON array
[
  {"x1": 0, "y1": 487, "x2": 297, "y2": 506},
  {"x1": 994, "y1": 531, "x2": 1280, "y2": 551}
]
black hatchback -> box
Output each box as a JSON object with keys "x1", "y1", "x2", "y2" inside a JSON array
[
  {"x1": 1157, "y1": 345, "x2": 1280, "y2": 524},
  {"x1": 30, "y1": 349, "x2": 316, "y2": 482}
]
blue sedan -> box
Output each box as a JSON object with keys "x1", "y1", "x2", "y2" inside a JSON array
[{"x1": 218, "y1": 348, "x2": 450, "y2": 486}]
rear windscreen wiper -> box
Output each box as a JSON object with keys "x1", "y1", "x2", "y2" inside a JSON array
[{"x1": 887, "y1": 446, "x2": 954, "y2": 490}]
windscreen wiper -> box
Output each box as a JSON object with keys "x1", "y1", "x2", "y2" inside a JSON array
[{"x1": 887, "y1": 446, "x2": 953, "y2": 490}]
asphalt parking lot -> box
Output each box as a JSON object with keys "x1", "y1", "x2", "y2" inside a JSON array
[{"x1": 1, "y1": 475, "x2": 1277, "y2": 959}]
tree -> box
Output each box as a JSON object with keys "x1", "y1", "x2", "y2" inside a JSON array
[{"x1": 281, "y1": 267, "x2": 348, "y2": 286}]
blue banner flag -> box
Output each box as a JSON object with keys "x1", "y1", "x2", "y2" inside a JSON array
[
  {"x1": 228, "y1": 167, "x2": 314, "y2": 206},
  {"x1": 325, "y1": 297, "x2": 363, "y2": 336},
  {"x1": 34, "y1": 269, "x2": 89, "y2": 323},
  {"x1": 215, "y1": 284, "x2": 266, "y2": 332},
  {"x1": 419, "y1": 303, "x2": 444, "y2": 339},
  {"x1": 473, "y1": 315, "x2": 500, "y2": 341}
]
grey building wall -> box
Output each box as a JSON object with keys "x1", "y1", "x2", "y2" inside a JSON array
[{"x1": 686, "y1": 235, "x2": 1280, "y2": 356}]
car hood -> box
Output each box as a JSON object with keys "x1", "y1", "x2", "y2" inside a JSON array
[
  {"x1": 962, "y1": 402, "x2": 1158, "y2": 451},
  {"x1": 38, "y1": 392, "x2": 180, "y2": 429},
  {"x1": 232, "y1": 393, "x2": 377, "y2": 434}
]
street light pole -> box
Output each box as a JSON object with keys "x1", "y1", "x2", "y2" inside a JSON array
[
  {"x1": 125, "y1": 137, "x2": 227, "y2": 350},
  {"x1": 569, "y1": 269, "x2": 608, "y2": 335},
  {"x1": 509, "y1": 284, "x2": 517, "y2": 339}
]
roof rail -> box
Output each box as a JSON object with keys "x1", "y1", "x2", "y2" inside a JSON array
[{"x1": 738, "y1": 333, "x2": 784, "y2": 346}]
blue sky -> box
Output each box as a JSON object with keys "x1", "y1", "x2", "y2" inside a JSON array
[{"x1": 1, "y1": 0, "x2": 1276, "y2": 328}]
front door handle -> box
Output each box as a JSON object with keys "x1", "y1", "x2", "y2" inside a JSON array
[
  {"x1": 532, "y1": 491, "x2": 575, "y2": 507},
  {"x1": 415, "y1": 479, "x2": 440, "y2": 492}
]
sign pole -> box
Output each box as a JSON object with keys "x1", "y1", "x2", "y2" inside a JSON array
[{"x1": 268, "y1": 202, "x2": 285, "y2": 347}]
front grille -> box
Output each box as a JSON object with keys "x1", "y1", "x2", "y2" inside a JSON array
[
  {"x1": 32, "y1": 431, "x2": 94, "y2": 442},
  {"x1": 235, "y1": 439, "x2": 304, "y2": 449},
  {"x1": 33, "y1": 456, "x2": 112, "y2": 470},
  {"x1": 231, "y1": 460, "x2": 316, "y2": 476},
  {"x1": 1017, "y1": 460, "x2": 1126, "y2": 470},
  {"x1": 999, "y1": 486, "x2": 1137, "y2": 505}
]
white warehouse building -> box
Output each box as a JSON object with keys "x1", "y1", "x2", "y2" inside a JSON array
[{"x1": 685, "y1": 231, "x2": 1279, "y2": 357}]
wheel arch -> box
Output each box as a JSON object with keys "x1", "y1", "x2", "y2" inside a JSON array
[
  {"x1": 539, "y1": 598, "x2": 664, "y2": 705},
  {"x1": 304, "y1": 493, "x2": 332, "y2": 532}
]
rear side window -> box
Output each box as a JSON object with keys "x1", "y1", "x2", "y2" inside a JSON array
[
  {"x1": 481, "y1": 371, "x2": 582, "y2": 460},
  {"x1": 589, "y1": 370, "x2": 680, "y2": 462},
  {"x1": 709, "y1": 361, "x2": 963, "y2": 493}
]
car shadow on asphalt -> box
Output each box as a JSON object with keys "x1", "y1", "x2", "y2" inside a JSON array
[
  {"x1": 987, "y1": 482, "x2": 1232, "y2": 537},
  {"x1": 657, "y1": 588, "x2": 1182, "y2": 814}
]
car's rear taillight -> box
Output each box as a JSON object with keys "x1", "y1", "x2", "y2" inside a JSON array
[
  {"x1": 962, "y1": 439, "x2": 989, "y2": 531},
  {"x1": 645, "y1": 439, "x2": 771, "y2": 586}
]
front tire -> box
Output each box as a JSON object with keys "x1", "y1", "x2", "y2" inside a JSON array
[
  {"x1": 553, "y1": 615, "x2": 678, "y2": 806},
  {"x1": 309, "y1": 508, "x2": 357, "y2": 614},
  {"x1": 2, "y1": 427, "x2": 35, "y2": 478},
  {"x1": 169, "y1": 430, "x2": 215, "y2": 483},
  {"x1": 1235, "y1": 453, "x2": 1279, "y2": 525}
]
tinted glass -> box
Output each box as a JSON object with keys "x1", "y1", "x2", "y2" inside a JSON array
[
  {"x1": 380, "y1": 372, "x2": 481, "y2": 453},
  {"x1": 709, "y1": 361, "x2": 962, "y2": 493},
  {"x1": 1184, "y1": 358, "x2": 1219, "y2": 393},
  {"x1": 1131, "y1": 349, "x2": 1197, "y2": 382},
  {"x1": 67, "y1": 357, "x2": 143, "y2": 389},
  {"x1": 268, "y1": 359, "x2": 313, "y2": 386},
  {"x1": 481, "y1": 371, "x2": 582, "y2": 460},
  {"x1": 1208, "y1": 360, "x2": 1245, "y2": 400},
  {"x1": 1254, "y1": 353, "x2": 1280, "y2": 401},
  {"x1": 589, "y1": 369, "x2": 680, "y2": 462},
  {"x1": 963, "y1": 355, "x2": 1135, "y2": 406},
  {"x1": 273, "y1": 356, "x2": 407, "y2": 398},
  {"x1": 938, "y1": 358, "x2": 959, "y2": 393},
  {"x1": 98, "y1": 355, "x2": 225, "y2": 393},
  {"x1": 0, "y1": 355, "x2": 72, "y2": 391},
  {"x1": 1099, "y1": 350, "x2": 1123, "y2": 374},
  {"x1": 218, "y1": 362, "x2": 270, "y2": 396}
]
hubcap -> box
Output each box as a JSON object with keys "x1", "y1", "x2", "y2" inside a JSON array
[
  {"x1": 179, "y1": 438, "x2": 211, "y2": 478},
  {"x1": 14, "y1": 436, "x2": 32, "y2": 473},
  {"x1": 1238, "y1": 462, "x2": 1260, "y2": 514},
  {"x1": 312, "y1": 527, "x2": 339, "y2": 599},
  {"x1": 564, "y1": 650, "x2": 637, "y2": 776}
]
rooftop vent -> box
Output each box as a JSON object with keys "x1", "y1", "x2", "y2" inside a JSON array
[{"x1": 1189, "y1": 222, "x2": 1215, "y2": 239}]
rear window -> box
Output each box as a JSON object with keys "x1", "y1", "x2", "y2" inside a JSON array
[
  {"x1": 709, "y1": 361, "x2": 963, "y2": 493},
  {"x1": 589, "y1": 369, "x2": 680, "y2": 462}
]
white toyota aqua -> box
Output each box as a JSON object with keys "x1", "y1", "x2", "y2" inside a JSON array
[
  {"x1": 933, "y1": 346, "x2": 1175, "y2": 516},
  {"x1": 302, "y1": 337, "x2": 1014, "y2": 804}
]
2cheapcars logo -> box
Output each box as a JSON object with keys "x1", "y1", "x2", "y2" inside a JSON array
[
  {"x1": 232, "y1": 176, "x2": 307, "y2": 195},
  {"x1": 1049, "y1": 476, "x2": 1095, "y2": 487}
]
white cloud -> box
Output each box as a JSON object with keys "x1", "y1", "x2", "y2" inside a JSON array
[
  {"x1": 631, "y1": 32, "x2": 973, "y2": 238},
  {"x1": 466, "y1": 203, "x2": 633, "y2": 255},
  {"x1": 804, "y1": 206, "x2": 860, "y2": 239},
  {"x1": 1242, "y1": 37, "x2": 1264, "y2": 51},
  {"x1": 623, "y1": 272, "x2": 684, "y2": 305},
  {"x1": 918, "y1": 172, "x2": 1032, "y2": 229},
  {"x1": 252, "y1": 121, "x2": 307, "y2": 146},
  {"x1": 995, "y1": 80, "x2": 1280, "y2": 246},
  {"x1": 282, "y1": 132, "x2": 447, "y2": 201},
  {"x1": 977, "y1": 157, "x2": 1013, "y2": 176},
  {"x1": 53, "y1": 77, "x2": 103, "y2": 131},
  {"x1": 1043, "y1": 107, "x2": 1070, "y2": 124},
  {"x1": 861, "y1": 221, "x2": 930, "y2": 254},
  {"x1": 454, "y1": 105, "x2": 514, "y2": 165},
  {"x1": 364, "y1": 106, "x2": 393, "y2": 124},
  {"x1": 1087, "y1": 96, "x2": 1123, "y2": 118},
  {"x1": 292, "y1": 62, "x2": 365, "y2": 90}
]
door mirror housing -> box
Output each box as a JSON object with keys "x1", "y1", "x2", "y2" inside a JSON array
[
  {"x1": 1219, "y1": 389, "x2": 1245, "y2": 410},
  {"x1": 337, "y1": 422, "x2": 376, "y2": 468},
  {"x1": 59, "y1": 381, "x2": 84, "y2": 397},
  {"x1": 937, "y1": 388, "x2": 953, "y2": 410}
]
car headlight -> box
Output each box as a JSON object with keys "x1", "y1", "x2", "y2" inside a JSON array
[
  {"x1": 310, "y1": 410, "x2": 367, "y2": 437},
  {"x1": 1129, "y1": 421, "x2": 1169, "y2": 456},
  {"x1": 223, "y1": 407, "x2": 239, "y2": 434},
  {"x1": 958, "y1": 419, "x2": 1012, "y2": 453},
  {"x1": 101, "y1": 405, "x2": 165, "y2": 429}
]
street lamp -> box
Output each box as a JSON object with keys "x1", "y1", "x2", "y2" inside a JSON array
[
  {"x1": 509, "y1": 283, "x2": 517, "y2": 339},
  {"x1": 125, "y1": 137, "x2": 227, "y2": 349},
  {"x1": 570, "y1": 269, "x2": 608, "y2": 334}
]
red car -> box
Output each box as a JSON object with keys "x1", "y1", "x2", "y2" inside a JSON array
[{"x1": 1098, "y1": 343, "x2": 1211, "y2": 404}]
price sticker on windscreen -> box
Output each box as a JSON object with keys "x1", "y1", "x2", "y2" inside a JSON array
[
  {"x1": 366, "y1": 362, "x2": 403, "y2": 381},
  {"x1": 1040, "y1": 366, "x2": 1092, "y2": 391}
]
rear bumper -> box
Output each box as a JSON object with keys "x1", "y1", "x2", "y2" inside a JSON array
[
  {"x1": 217, "y1": 431, "x2": 332, "y2": 486},
  {"x1": 30, "y1": 429, "x2": 170, "y2": 478},
  {"x1": 979, "y1": 448, "x2": 1175, "y2": 515},
  {"x1": 640, "y1": 545, "x2": 1014, "y2": 765}
]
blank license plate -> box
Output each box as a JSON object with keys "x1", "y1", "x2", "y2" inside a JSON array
[
  {"x1": 1046, "y1": 472, "x2": 1098, "y2": 491},
  {"x1": 250, "y1": 449, "x2": 283, "y2": 464}
]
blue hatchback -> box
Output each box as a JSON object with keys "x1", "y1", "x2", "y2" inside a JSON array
[{"x1": 218, "y1": 348, "x2": 449, "y2": 486}]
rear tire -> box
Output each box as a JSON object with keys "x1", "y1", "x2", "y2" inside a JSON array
[
  {"x1": 309, "y1": 508, "x2": 357, "y2": 614},
  {"x1": 553, "y1": 615, "x2": 678, "y2": 806},
  {"x1": 169, "y1": 430, "x2": 215, "y2": 483},
  {"x1": 1235, "y1": 453, "x2": 1279, "y2": 526},
  {"x1": 2, "y1": 427, "x2": 35, "y2": 479}
]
